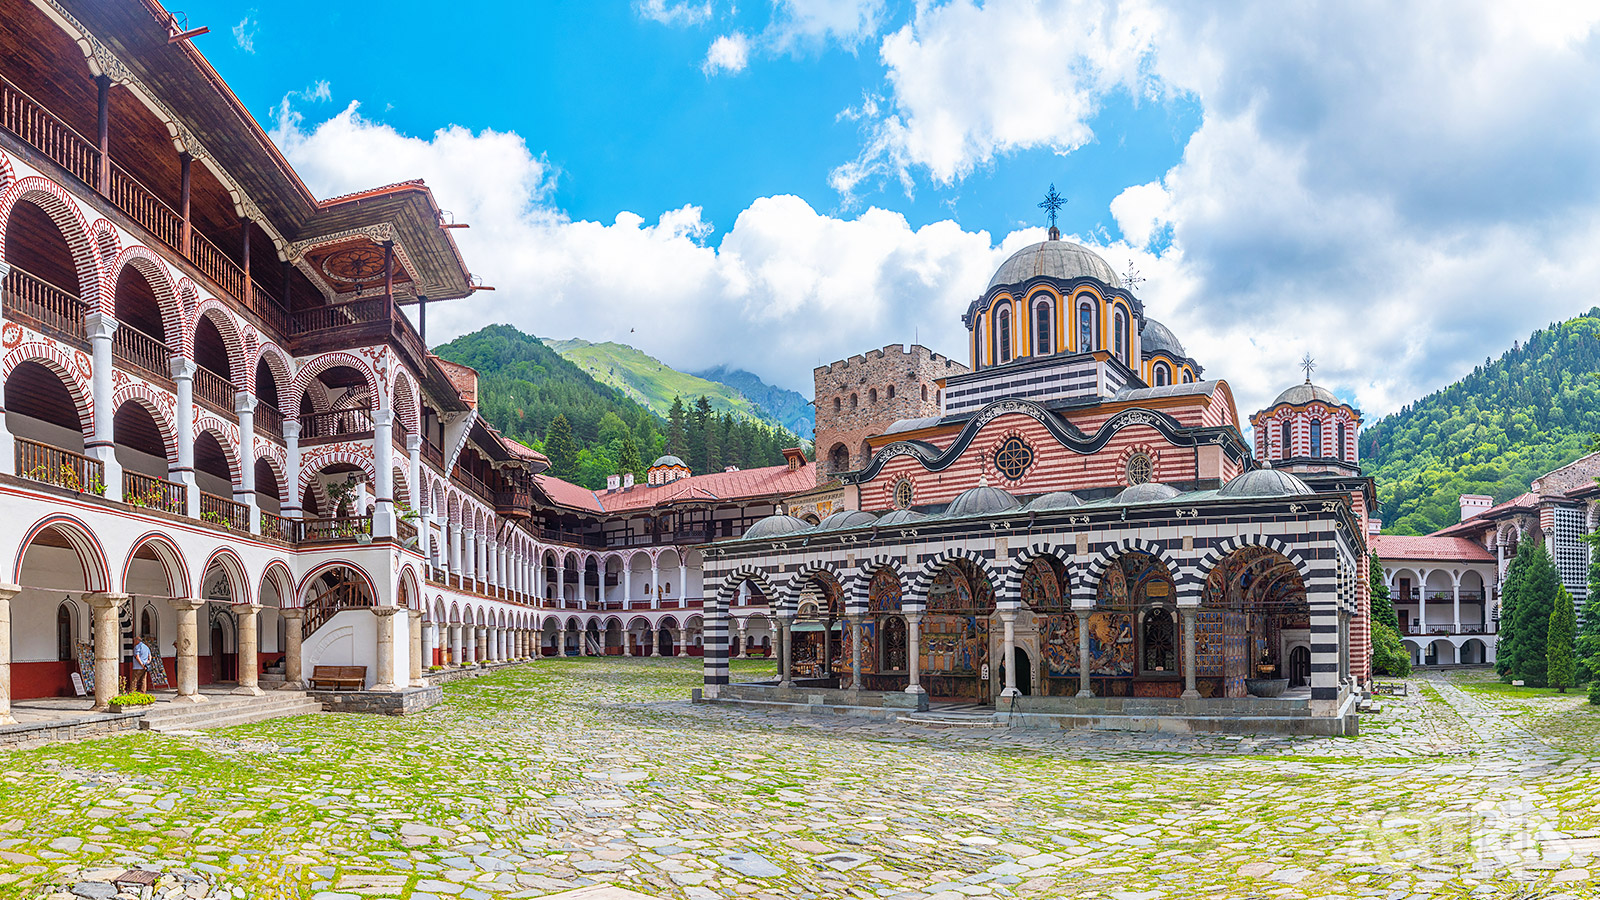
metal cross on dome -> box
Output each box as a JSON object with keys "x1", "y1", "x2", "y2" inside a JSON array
[
  {"x1": 1038, "y1": 184, "x2": 1066, "y2": 229},
  {"x1": 1300, "y1": 352, "x2": 1317, "y2": 383},
  {"x1": 1122, "y1": 262, "x2": 1144, "y2": 291}
]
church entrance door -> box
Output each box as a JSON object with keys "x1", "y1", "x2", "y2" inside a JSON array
[
  {"x1": 1288, "y1": 646, "x2": 1311, "y2": 687},
  {"x1": 1012, "y1": 647, "x2": 1032, "y2": 696}
]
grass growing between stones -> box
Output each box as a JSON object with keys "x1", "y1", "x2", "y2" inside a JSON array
[{"x1": 0, "y1": 660, "x2": 1597, "y2": 900}]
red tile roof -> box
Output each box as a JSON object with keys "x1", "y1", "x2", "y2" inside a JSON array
[
  {"x1": 1431, "y1": 492, "x2": 1536, "y2": 537},
  {"x1": 1370, "y1": 534, "x2": 1494, "y2": 563},
  {"x1": 535, "y1": 462, "x2": 816, "y2": 514}
]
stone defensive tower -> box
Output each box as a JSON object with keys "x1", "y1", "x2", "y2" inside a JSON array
[{"x1": 812, "y1": 344, "x2": 968, "y2": 485}]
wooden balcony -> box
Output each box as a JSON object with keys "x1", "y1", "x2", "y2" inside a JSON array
[
  {"x1": 123, "y1": 470, "x2": 186, "y2": 514},
  {"x1": 0, "y1": 72, "x2": 96, "y2": 186},
  {"x1": 199, "y1": 491, "x2": 250, "y2": 532},
  {"x1": 292, "y1": 515, "x2": 373, "y2": 544},
  {"x1": 301, "y1": 407, "x2": 374, "y2": 441},
  {"x1": 1, "y1": 266, "x2": 85, "y2": 343},
  {"x1": 111, "y1": 324, "x2": 171, "y2": 383},
  {"x1": 108, "y1": 161, "x2": 181, "y2": 250},
  {"x1": 421, "y1": 440, "x2": 445, "y2": 471},
  {"x1": 14, "y1": 437, "x2": 103, "y2": 495},
  {"x1": 495, "y1": 490, "x2": 532, "y2": 518},
  {"x1": 194, "y1": 365, "x2": 236, "y2": 413},
  {"x1": 259, "y1": 510, "x2": 289, "y2": 542},
  {"x1": 255, "y1": 403, "x2": 284, "y2": 439}
]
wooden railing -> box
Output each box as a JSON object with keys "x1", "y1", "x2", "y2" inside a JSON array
[
  {"x1": 188, "y1": 228, "x2": 246, "y2": 303},
  {"x1": 248, "y1": 279, "x2": 291, "y2": 335},
  {"x1": 541, "y1": 528, "x2": 606, "y2": 549},
  {"x1": 0, "y1": 72, "x2": 97, "y2": 185},
  {"x1": 301, "y1": 407, "x2": 373, "y2": 440},
  {"x1": 123, "y1": 470, "x2": 185, "y2": 514},
  {"x1": 421, "y1": 440, "x2": 445, "y2": 470},
  {"x1": 293, "y1": 514, "x2": 373, "y2": 544},
  {"x1": 14, "y1": 437, "x2": 103, "y2": 495},
  {"x1": 2, "y1": 266, "x2": 85, "y2": 340},
  {"x1": 260, "y1": 510, "x2": 289, "y2": 542},
  {"x1": 194, "y1": 365, "x2": 235, "y2": 411},
  {"x1": 303, "y1": 578, "x2": 374, "y2": 637},
  {"x1": 396, "y1": 516, "x2": 418, "y2": 545},
  {"x1": 112, "y1": 324, "x2": 170, "y2": 380},
  {"x1": 292, "y1": 296, "x2": 387, "y2": 334},
  {"x1": 454, "y1": 466, "x2": 493, "y2": 503},
  {"x1": 108, "y1": 161, "x2": 182, "y2": 250},
  {"x1": 199, "y1": 491, "x2": 250, "y2": 532},
  {"x1": 255, "y1": 403, "x2": 284, "y2": 438},
  {"x1": 494, "y1": 490, "x2": 531, "y2": 515}
]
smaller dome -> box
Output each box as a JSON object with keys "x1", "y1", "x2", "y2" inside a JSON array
[
  {"x1": 1218, "y1": 468, "x2": 1314, "y2": 498},
  {"x1": 1027, "y1": 491, "x2": 1083, "y2": 511},
  {"x1": 1140, "y1": 318, "x2": 1185, "y2": 358},
  {"x1": 814, "y1": 510, "x2": 880, "y2": 531},
  {"x1": 741, "y1": 514, "x2": 812, "y2": 541},
  {"x1": 1114, "y1": 482, "x2": 1182, "y2": 504},
  {"x1": 877, "y1": 509, "x2": 928, "y2": 526},
  {"x1": 947, "y1": 484, "x2": 1022, "y2": 517},
  {"x1": 651, "y1": 455, "x2": 688, "y2": 468},
  {"x1": 1269, "y1": 382, "x2": 1341, "y2": 408}
]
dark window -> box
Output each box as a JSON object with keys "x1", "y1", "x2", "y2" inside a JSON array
[
  {"x1": 57, "y1": 604, "x2": 74, "y2": 662},
  {"x1": 1114, "y1": 309, "x2": 1129, "y2": 362},
  {"x1": 1034, "y1": 300, "x2": 1051, "y2": 355},
  {"x1": 1154, "y1": 363, "x2": 1170, "y2": 386},
  {"x1": 1281, "y1": 420, "x2": 1292, "y2": 457},
  {"x1": 994, "y1": 436, "x2": 1034, "y2": 481},
  {"x1": 1078, "y1": 303, "x2": 1094, "y2": 351},
  {"x1": 1337, "y1": 422, "x2": 1346, "y2": 460},
  {"x1": 1311, "y1": 420, "x2": 1323, "y2": 457},
  {"x1": 997, "y1": 308, "x2": 1012, "y2": 363},
  {"x1": 1142, "y1": 608, "x2": 1177, "y2": 673}
]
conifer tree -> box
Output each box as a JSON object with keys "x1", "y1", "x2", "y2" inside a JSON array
[
  {"x1": 1579, "y1": 545, "x2": 1600, "y2": 686},
  {"x1": 1497, "y1": 541, "x2": 1532, "y2": 679},
  {"x1": 1370, "y1": 553, "x2": 1399, "y2": 632},
  {"x1": 1368, "y1": 553, "x2": 1410, "y2": 676},
  {"x1": 617, "y1": 436, "x2": 643, "y2": 480},
  {"x1": 545, "y1": 414, "x2": 578, "y2": 480},
  {"x1": 1548, "y1": 586, "x2": 1578, "y2": 692},
  {"x1": 667, "y1": 397, "x2": 688, "y2": 460},
  {"x1": 690, "y1": 396, "x2": 713, "y2": 473},
  {"x1": 1510, "y1": 543, "x2": 1559, "y2": 686}
]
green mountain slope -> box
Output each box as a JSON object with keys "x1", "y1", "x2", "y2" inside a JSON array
[
  {"x1": 691, "y1": 365, "x2": 813, "y2": 439},
  {"x1": 1362, "y1": 309, "x2": 1600, "y2": 535},
  {"x1": 544, "y1": 338, "x2": 794, "y2": 434}
]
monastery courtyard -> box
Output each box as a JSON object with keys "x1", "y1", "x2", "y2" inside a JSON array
[{"x1": 2, "y1": 663, "x2": 1598, "y2": 900}]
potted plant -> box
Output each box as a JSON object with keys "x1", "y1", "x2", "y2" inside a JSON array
[{"x1": 109, "y1": 691, "x2": 156, "y2": 713}]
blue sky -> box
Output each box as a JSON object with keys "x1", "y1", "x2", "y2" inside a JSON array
[{"x1": 189, "y1": 2, "x2": 1600, "y2": 420}]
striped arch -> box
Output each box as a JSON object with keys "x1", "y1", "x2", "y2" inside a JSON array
[
  {"x1": 786, "y1": 561, "x2": 848, "y2": 613},
  {"x1": 398, "y1": 565, "x2": 420, "y2": 609},
  {"x1": 296, "y1": 560, "x2": 376, "y2": 607},
  {"x1": 297, "y1": 446, "x2": 377, "y2": 498},
  {"x1": 908, "y1": 547, "x2": 1000, "y2": 603},
  {"x1": 1194, "y1": 533, "x2": 1313, "y2": 583},
  {"x1": 2, "y1": 339, "x2": 95, "y2": 434},
  {"x1": 196, "y1": 547, "x2": 251, "y2": 606},
  {"x1": 260, "y1": 559, "x2": 297, "y2": 607},
  {"x1": 0, "y1": 176, "x2": 103, "y2": 309},
  {"x1": 1081, "y1": 538, "x2": 1185, "y2": 606},
  {"x1": 446, "y1": 492, "x2": 462, "y2": 526},
  {"x1": 250, "y1": 340, "x2": 294, "y2": 402},
  {"x1": 391, "y1": 365, "x2": 421, "y2": 434},
  {"x1": 13, "y1": 514, "x2": 110, "y2": 592},
  {"x1": 0, "y1": 148, "x2": 12, "y2": 190},
  {"x1": 193, "y1": 415, "x2": 243, "y2": 483},
  {"x1": 713, "y1": 565, "x2": 780, "y2": 607},
  {"x1": 121, "y1": 532, "x2": 189, "y2": 598},
  {"x1": 848, "y1": 554, "x2": 904, "y2": 614},
  {"x1": 289, "y1": 352, "x2": 377, "y2": 414},
  {"x1": 111, "y1": 381, "x2": 179, "y2": 465},
  {"x1": 252, "y1": 447, "x2": 289, "y2": 505},
  {"x1": 392, "y1": 464, "x2": 411, "y2": 508},
  {"x1": 1001, "y1": 542, "x2": 1078, "y2": 601},
  {"x1": 190, "y1": 299, "x2": 248, "y2": 379},
  {"x1": 89, "y1": 218, "x2": 120, "y2": 266},
  {"x1": 108, "y1": 246, "x2": 183, "y2": 340}
]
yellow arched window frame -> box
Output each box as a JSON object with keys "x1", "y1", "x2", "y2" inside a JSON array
[
  {"x1": 1105, "y1": 299, "x2": 1133, "y2": 365},
  {"x1": 1071, "y1": 288, "x2": 1104, "y2": 353},
  {"x1": 1027, "y1": 288, "x2": 1062, "y2": 357}
]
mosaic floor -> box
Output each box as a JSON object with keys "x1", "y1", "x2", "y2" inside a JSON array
[{"x1": 4, "y1": 660, "x2": 1598, "y2": 900}]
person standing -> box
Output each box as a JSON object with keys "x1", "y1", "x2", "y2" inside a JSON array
[{"x1": 131, "y1": 636, "x2": 152, "y2": 693}]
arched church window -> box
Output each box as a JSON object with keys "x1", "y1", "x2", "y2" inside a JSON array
[
  {"x1": 1125, "y1": 452, "x2": 1153, "y2": 485},
  {"x1": 1078, "y1": 303, "x2": 1094, "y2": 351},
  {"x1": 1114, "y1": 309, "x2": 1129, "y2": 363},
  {"x1": 1034, "y1": 296, "x2": 1052, "y2": 356},
  {"x1": 1182, "y1": 369, "x2": 1194, "y2": 383},
  {"x1": 56, "y1": 602, "x2": 74, "y2": 662},
  {"x1": 829, "y1": 444, "x2": 850, "y2": 473},
  {"x1": 1311, "y1": 420, "x2": 1323, "y2": 457},
  {"x1": 1153, "y1": 362, "x2": 1170, "y2": 386},
  {"x1": 833, "y1": 397, "x2": 841, "y2": 413},
  {"x1": 997, "y1": 308, "x2": 1012, "y2": 364},
  {"x1": 1281, "y1": 420, "x2": 1292, "y2": 457},
  {"x1": 1337, "y1": 422, "x2": 1346, "y2": 460},
  {"x1": 869, "y1": 388, "x2": 878, "y2": 404},
  {"x1": 887, "y1": 385, "x2": 895, "y2": 399},
  {"x1": 921, "y1": 385, "x2": 928, "y2": 401},
  {"x1": 976, "y1": 315, "x2": 987, "y2": 366},
  {"x1": 850, "y1": 393, "x2": 858, "y2": 409},
  {"x1": 1142, "y1": 608, "x2": 1177, "y2": 673}
]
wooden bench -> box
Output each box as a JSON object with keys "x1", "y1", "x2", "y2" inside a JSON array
[{"x1": 309, "y1": 665, "x2": 367, "y2": 691}]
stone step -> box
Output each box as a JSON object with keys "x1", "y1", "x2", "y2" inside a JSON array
[
  {"x1": 145, "y1": 700, "x2": 324, "y2": 733},
  {"x1": 140, "y1": 692, "x2": 319, "y2": 732},
  {"x1": 898, "y1": 711, "x2": 1000, "y2": 727}
]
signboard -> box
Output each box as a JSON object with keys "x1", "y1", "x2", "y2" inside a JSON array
[
  {"x1": 69, "y1": 672, "x2": 86, "y2": 697},
  {"x1": 75, "y1": 640, "x2": 96, "y2": 693}
]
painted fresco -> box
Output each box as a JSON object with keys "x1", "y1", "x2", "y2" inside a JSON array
[
  {"x1": 1203, "y1": 546, "x2": 1307, "y2": 613},
  {"x1": 922, "y1": 616, "x2": 988, "y2": 675},
  {"x1": 1195, "y1": 609, "x2": 1224, "y2": 677},
  {"x1": 1021, "y1": 560, "x2": 1065, "y2": 610},
  {"x1": 1224, "y1": 611, "x2": 1249, "y2": 698},
  {"x1": 838, "y1": 620, "x2": 878, "y2": 675},
  {"x1": 928, "y1": 564, "x2": 994, "y2": 614},
  {"x1": 1086, "y1": 612, "x2": 1135, "y2": 676},
  {"x1": 1040, "y1": 613, "x2": 1078, "y2": 676},
  {"x1": 1098, "y1": 553, "x2": 1173, "y2": 609},
  {"x1": 868, "y1": 568, "x2": 901, "y2": 613}
]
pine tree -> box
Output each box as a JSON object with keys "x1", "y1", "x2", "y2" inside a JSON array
[
  {"x1": 1511, "y1": 543, "x2": 1559, "y2": 686},
  {"x1": 667, "y1": 396, "x2": 688, "y2": 460},
  {"x1": 1548, "y1": 586, "x2": 1578, "y2": 692},
  {"x1": 1579, "y1": 543, "x2": 1600, "y2": 686},
  {"x1": 1370, "y1": 553, "x2": 1399, "y2": 632},
  {"x1": 1497, "y1": 541, "x2": 1532, "y2": 679},
  {"x1": 617, "y1": 436, "x2": 643, "y2": 480},
  {"x1": 545, "y1": 414, "x2": 578, "y2": 480},
  {"x1": 690, "y1": 396, "x2": 713, "y2": 474}
]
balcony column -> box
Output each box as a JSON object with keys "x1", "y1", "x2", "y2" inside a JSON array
[
  {"x1": 233, "y1": 602, "x2": 263, "y2": 696},
  {"x1": 282, "y1": 420, "x2": 302, "y2": 519},
  {"x1": 280, "y1": 608, "x2": 304, "y2": 689},
  {"x1": 1452, "y1": 575, "x2": 1462, "y2": 635},
  {"x1": 679, "y1": 562, "x2": 689, "y2": 606},
  {"x1": 578, "y1": 564, "x2": 587, "y2": 610},
  {"x1": 556, "y1": 562, "x2": 565, "y2": 609},
  {"x1": 95, "y1": 74, "x2": 110, "y2": 194},
  {"x1": 449, "y1": 524, "x2": 462, "y2": 578},
  {"x1": 371, "y1": 606, "x2": 401, "y2": 691},
  {"x1": 904, "y1": 610, "x2": 925, "y2": 695},
  {"x1": 650, "y1": 563, "x2": 660, "y2": 610},
  {"x1": 406, "y1": 433, "x2": 422, "y2": 529},
  {"x1": 372, "y1": 408, "x2": 394, "y2": 538},
  {"x1": 171, "y1": 358, "x2": 200, "y2": 518},
  {"x1": 409, "y1": 609, "x2": 426, "y2": 687},
  {"x1": 179, "y1": 153, "x2": 192, "y2": 255},
  {"x1": 85, "y1": 592, "x2": 128, "y2": 712},
  {"x1": 462, "y1": 528, "x2": 476, "y2": 585},
  {"x1": 0, "y1": 584, "x2": 18, "y2": 725},
  {"x1": 84, "y1": 313, "x2": 120, "y2": 498},
  {"x1": 235, "y1": 393, "x2": 259, "y2": 534},
  {"x1": 1416, "y1": 568, "x2": 1428, "y2": 634},
  {"x1": 475, "y1": 625, "x2": 488, "y2": 662},
  {"x1": 421, "y1": 617, "x2": 436, "y2": 670},
  {"x1": 171, "y1": 598, "x2": 207, "y2": 703},
  {"x1": 0, "y1": 267, "x2": 13, "y2": 472}
]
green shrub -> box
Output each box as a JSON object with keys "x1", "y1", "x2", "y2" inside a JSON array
[
  {"x1": 110, "y1": 692, "x2": 155, "y2": 707},
  {"x1": 1371, "y1": 622, "x2": 1412, "y2": 677}
]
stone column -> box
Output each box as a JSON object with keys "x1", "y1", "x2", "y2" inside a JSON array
[
  {"x1": 85, "y1": 592, "x2": 129, "y2": 711},
  {"x1": 371, "y1": 606, "x2": 401, "y2": 691},
  {"x1": 778, "y1": 620, "x2": 794, "y2": 687},
  {"x1": 476, "y1": 626, "x2": 488, "y2": 662},
  {"x1": 409, "y1": 610, "x2": 426, "y2": 686},
  {"x1": 406, "y1": 433, "x2": 422, "y2": 535},
  {"x1": 999, "y1": 610, "x2": 1019, "y2": 698},
  {"x1": 1075, "y1": 610, "x2": 1092, "y2": 698},
  {"x1": 451, "y1": 623, "x2": 464, "y2": 666},
  {"x1": 1452, "y1": 578, "x2": 1462, "y2": 635},
  {"x1": 904, "y1": 612, "x2": 924, "y2": 695},
  {"x1": 280, "y1": 608, "x2": 304, "y2": 689},
  {"x1": 578, "y1": 565, "x2": 587, "y2": 610},
  {"x1": 624, "y1": 565, "x2": 633, "y2": 609},
  {"x1": 235, "y1": 393, "x2": 258, "y2": 533},
  {"x1": 171, "y1": 598, "x2": 207, "y2": 703},
  {"x1": 736, "y1": 620, "x2": 748, "y2": 659},
  {"x1": 848, "y1": 615, "x2": 863, "y2": 692},
  {"x1": 372, "y1": 408, "x2": 394, "y2": 538},
  {"x1": 650, "y1": 563, "x2": 660, "y2": 610},
  {"x1": 0, "y1": 584, "x2": 19, "y2": 725},
  {"x1": 1417, "y1": 569, "x2": 1427, "y2": 635},
  {"x1": 282, "y1": 420, "x2": 302, "y2": 518},
  {"x1": 233, "y1": 602, "x2": 263, "y2": 696},
  {"x1": 556, "y1": 626, "x2": 566, "y2": 657},
  {"x1": 556, "y1": 563, "x2": 566, "y2": 608},
  {"x1": 676, "y1": 627, "x2": 687, "y2": 658},
  {"x1": 1180, "y1": 607, "x2": 1200, "y2": 699},
  {"x1": 171, "y1": 359, "x2": 199, "y2": 518},
  {"x1": 679, "y1": 562, "x2": 689, "y2": 605},
  {"x1": 84, "y1": 314, "x2": 120, "y2": 498},
  {"x1": 421, "y1": 619, "x2": 436, "y2": 670}
]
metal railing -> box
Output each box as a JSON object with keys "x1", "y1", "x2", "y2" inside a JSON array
[
  {"x1": 111, "y1": 323, "x2": 171, "y2": 380},
  {"x1": 199, "y1": 491, "x2": 250, "y2": 532},
  {"x1": 301, "y1": 407, "x2": 374, "y2": 439},
  {"x1": 0, "y1": 72, "x2": 98, "y2": 185},
  {"x1": 123, "y1": 470, "x2": 185, "y2": 514},
  {"x1": 1, "y1": 266, "x2": 86, "y2": 340},
  {"x1": 194, "y1": 365, "x2": 236, "y2": 411},
  {"x1": 14, "y1": 437, "x2": 103, "y2": 494},
  {"x1": 108, "y1": 161, "x2": 182, "y2": 250}
]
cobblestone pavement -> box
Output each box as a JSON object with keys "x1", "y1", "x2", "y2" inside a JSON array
[{"x1": 2, "y1": 660, "x2": 1598, "y2": 900}]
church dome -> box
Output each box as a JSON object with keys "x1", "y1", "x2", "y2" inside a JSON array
[
  {"x1": 1218, "y1": 468, "x2": 1314, "y2": 498},
  {"x1": 1027, "y1": 491, "x2": 1083, "y2": 511},
  {"x1": 988, "y1": 239, "x2": 1121, "y2": 290},
  {"x1": 651, "y1": 455, "x2": 688, "y2": 468},
  {"x1": 742, "y1": 514, "x2": 812, "y2": 540},
  {"x1": 813, "y1": 510, "x2": 880, "y2": 531},
  {"x1": 876, "y1": 509, "x2": 928, "y2": 526},
  {"x1": 1269, "y1": 382, "x2": 1341, "y2": 407},
  {"x1": 1114, "y1": 482, "x2": 1182, "y2": 504},
  {"x1": 1140, "y1": 318, "x2": 1185, "y2": 358},
  {"x1": 946, "y1": 484, "x2": 1022, "y2": 517}
]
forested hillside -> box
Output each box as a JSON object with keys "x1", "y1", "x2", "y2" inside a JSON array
[
  {"x1": 1362, "y1": 309, "x2": 1600, "y2": 534},
  {"x1": 692, "y1": 365, "x2": 813, "y2": 439},
  {"x1": 434, "y1": 325, "x2": 802, "y2": 490}
]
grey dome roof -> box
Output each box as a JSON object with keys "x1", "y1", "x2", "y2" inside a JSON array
[
  {"x1": 947, "y1": 484, "x2": 1022, "y2": 517},
  {"x1": 1027, "y1": 491, "x2": 1083, "y2": 511},
  {"x1": 988, "y1": 240, "x2": 1121, "y2": 290},
  {"x1": 1114, "y1": 482, "x2": 1182, "y2": 504},
  {"x1": 1140, "y1": 318, "x2": 1185, "y2": 358},
  {"x1": 814, "y1": 510, "x2": 880, "y2": 531},
  {"x1": 1218, "y1": 468, "x2": 1314, "y2": 498},
  {"x1": 876, "y1": 509, "x2": 928, "y2": 526},
  {"x1": 742, "y1": 514, "x2": 812, "y2": 540},
  {"x1": 651, "y1": 455, "x2": 688, "y2": 468},
  {"x1": 1269, "y1": 382, "x2": 1342, "y2": 408}
]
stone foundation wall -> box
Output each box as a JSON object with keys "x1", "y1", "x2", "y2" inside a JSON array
[
  {"x1": 423, "y1": 660, "x2": 528, "y2": 686},
  {"x1": 699, "y1": 682, "x2": 930, "y2": 716},
  {"x1": 309, "y1": 685, "x2": 442, "y2": 715},
  {"x1": 0, "y1": 711, "x2": 142, "y2": 749}
]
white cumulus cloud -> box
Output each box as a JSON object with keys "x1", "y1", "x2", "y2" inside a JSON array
[
  {"x1": 702, "y1": 32, "x2": 752, "y2": 75},
  {"x1": 232, "y1": 10, "x2": 258, "y2": 54},
  {"x1": 637, "y1": 0, "x2": 714, "y2": 27}
]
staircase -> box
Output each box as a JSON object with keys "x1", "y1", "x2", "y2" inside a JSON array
[
  {"x1": 140, "y1": 691, "x2": 323, "y2": 733},
  {"x1": 303, "y1": 574, "x2": 373, "y2": 638},
  {"x1": 259, "y1": 657, "x2": 289, "y2": 690},
  {"x1": 899, "y1": 706, "x2": 1001, "y2": 728}
]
